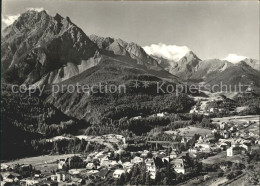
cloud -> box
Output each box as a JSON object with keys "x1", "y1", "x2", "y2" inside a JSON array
[
  {"x1": 143, "y1": 43, "x2": 190, "y2": 61},
  {"x1": 27, "y1": 7, "x2": 45, "y2": 12},
  {"x1": 2, "y1": 14, "x2": 20, "y2": 26},
  {"x1": 222, "y1": 54, "x2": 247, "y2": 63}
]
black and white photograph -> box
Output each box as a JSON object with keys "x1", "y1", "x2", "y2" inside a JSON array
[{"x1": 1, "y1": 0, "x2": 260, "y2": 185}]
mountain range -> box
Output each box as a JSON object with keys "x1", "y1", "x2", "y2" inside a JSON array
[
  {"x1": 1, "y1": 10, "x2": 178, "y2": 88},
  {"x1": 149, "y1": 46, "x2": 260, "y2": 91},
  {"x1": 2, "y1": 10, "x2": 259, "y2": 92}
]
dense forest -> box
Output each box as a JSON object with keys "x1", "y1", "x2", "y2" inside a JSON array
[
  {"x1": 30, "y1": 138, "x2": 106, "y2": 155},
  {"x1": 1, "y1": 84, "x2": 88, "y2": 159}
]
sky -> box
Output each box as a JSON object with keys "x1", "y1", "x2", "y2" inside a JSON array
[{"x1": 2, "y1": 0, "x2": 259, "y2": 60}]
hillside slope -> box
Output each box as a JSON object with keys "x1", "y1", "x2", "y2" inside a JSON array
[{"x1": 1, "y1": 84, "x2": 87, "y2": 159}]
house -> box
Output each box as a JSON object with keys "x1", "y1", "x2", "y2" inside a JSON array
[
  {"x1": 241, "y1": 143, "x2": 251, "y2": 151},
  {"x1": 113, "y1": 169, "x2": 125, "y2": 179},
  {"x1": 58, "y1": 159, "x2": 67, "y2": 169},
  {"x1": 96, "y1": 154, "x2": 107, "y2": 162},
  {"x1": 145, "y1": 158, "x2": 156, "y2": 173},
  {"x1": 34, "y1": 173, "x2": 41, "y2": 178},
  {"x1": 21, "y1": 177, "x2": 50, "y2": 186},
  {"x1": 69, "y1": 169, "x2": 85, "y2": 175},
  {"x1": 197, "y1": 136, "x2": 204, "y2": 143},
  {"x1": 51, "y1": 175, "x2": 57, "y2": 181},
  {"x1": 188, "y1": 147, "x2": 200, "y2": 154},
  {"x1": 101, "y1": 159, "x2": 118, "y2": 168},
  {"x1": 21, "y1": 178, "x2": 40, "y2": 186},
  {"x1": 204, "y1": 175, "x2": 211, "y2": 181},
  {"x1": 115, "y1": 149, "x2": 126, "y2": 155},
  {"x1": 209, "y1": 107, "x2": 218, "y2": 113},
  {"x1": 156, "y1": 112, "x2": 167, "y2": 117},
  {"x1": 131, "y1": 156, "x2": 143, "y2": 164},
  {"x1": 227, "y1": 147, "x2": 240, "y2": 157},
  {"x1": 229, "y1": 126, "x2": 237, "y2": 132},
  {"x1": 133, "y1": 116, "x2": 142, "y2": 120},
  {"x1": 0, "y1": 164, "x2": 9, "y2": 171},
  {"x1": 219, "y1": 122, "x2": 227, "y2": 130},
  {"x1": 227, "y1": 146, "x2": 247, "y2": 157},
  {"x1": 190, "y1": 107, "x2": 198, "y2": 114},
  {"x1": 71, "y1": 177, "x2": 84, "y2": 185},
  {"x1": 56, "y1": 171, "x2": 71, "y2": 182},
  {"x1": 122, "y1": 162, "x2": 133, "y2": 172},
  {"x1": 149, "y1": 171, "x2": 156, "y2": 180},
  {"x1": 245, "y1": 87, "x2": 254, "y2": 94},
  {"x1": 162, "y1": 156, "x2": 170, "y2": 163},
  {"x1": 220, "y1": 165, "x2": 228, "y2": 171},
  {"x1": 194, "y1": 143, "x2": 211, "y2": 152},
  {"x1": 249, "y1": 132, "x2": 255, "y2": 137},
  {"x1": 86, "y1": 162, "x2": 96, "y2": 170},
  {"x1": 140, "y1": 151, "x2": 149, "y2": 158},
  {"x1": 145, "y1": 158, "x2": 157, "y2": 179},
  {"x1": 219, "y1": 142, "x2": 229, "y2": 150},
  {"x1": 169, "y1": 151, "x2": 178, "y2": 159},
  {"x1": 159, "y1": 151, "x2": 166, "y2": 156},
  {"x1": 83, "y1": 156, "x2": 93, "y2": 163},
  {"x1": 181, "y1": 137, "x2": 188, "y2": 144},
  {"x1": 170, "y1": 158, "x2": 191, "y2": 174},
  {"x1": 205, "y1": 134, "x2": 216, "y2": 143},
  {"x1": 221, "y1": 130, "x2": 230, "y2": 139}
]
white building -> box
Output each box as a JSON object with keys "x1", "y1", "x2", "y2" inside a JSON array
[
  {"x1": 113, "y1": 169, "x2": 125, "y2": 179},
  {"x1": 145, "y1": 159, "x2": 156, "y2": 173},
  {"x1": 122, "y1": 162, "x2": 134, "y2": 172},
  {"x1": 145, "y1": 158, "x2": 156, "y2": 179},
  {"x1": 171, "y1": 159, "x2": 187, "y2": 174},
  {"x1": 131, "y1": 156, "x2": 143, "y2": 164}
]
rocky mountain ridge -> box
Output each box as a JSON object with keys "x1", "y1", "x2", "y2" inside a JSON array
[
  {"x1": 151, "y1": 48, "x2": 260, "y2": 89},
  {"x1": 1, "y1": 10, "x2": 98, "y2": 85},
  {"x1": 1, "y1": 10, "x2": 177, "y2": 86}
]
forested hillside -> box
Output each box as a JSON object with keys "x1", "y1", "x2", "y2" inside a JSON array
[
  {"x1": 47, "y1": 59, "x2": 196, "y2": 129},
  {"x1": 1, "y1": 84, "x2": 88, "y2": 159}
]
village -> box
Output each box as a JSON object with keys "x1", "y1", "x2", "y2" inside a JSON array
[{"x1": 1, "y1": 114, "x2": 259, "y2": 186}]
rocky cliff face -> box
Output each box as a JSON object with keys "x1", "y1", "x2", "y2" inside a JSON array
[
  {"x1": 89, "y1": 35, "x2": 162, "y2": 71},
  {"x1": 2, "y1": 10, "x2": 175, "y2": 86},
  {"x1": 205, "y1": 61, "x2": 260, "y2": 91},
  {"x1": 169, "y1": 51, "x2": 201, "y2": 79},
  {"x1": 151, "y1": 49, "x2": 260, "y2": 86},
  {"x1": 1, "y1": 10, "x2": 98, "y2": 85},
  {"x1": 242, "y1": 58, "x2": 260, "y2": 71},
  {"x1": 152, "y1": 51, "x2": 201, "y2": 80}
]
